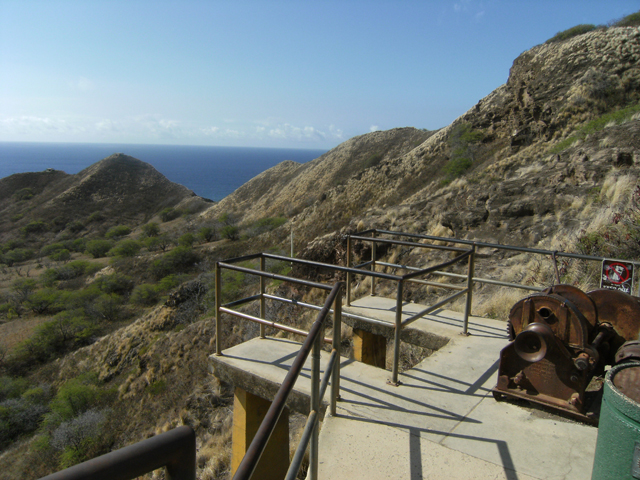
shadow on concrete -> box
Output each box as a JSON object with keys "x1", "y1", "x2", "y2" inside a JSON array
[{"x1": 346, "y1": 414, "x2": 520, "y2": 480}]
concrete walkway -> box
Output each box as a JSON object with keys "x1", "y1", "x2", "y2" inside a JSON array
[{"x1": 210, "y1": 296, "x2": 598, "y2": 480}]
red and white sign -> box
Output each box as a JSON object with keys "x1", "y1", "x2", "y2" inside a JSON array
[{"x1": 601, "y1": 260, "x2": 634, "y2": 294}]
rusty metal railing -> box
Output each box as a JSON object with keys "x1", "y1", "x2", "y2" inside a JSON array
[
  {"x1": 351, "y1": 229, "x2": 640, "y2": 295},
  {"x1": 230, "y1": 282, "x2": 344, "y2": 480},
  {"x1": 37, "y1": 426, "x2": 196, "y2": 480},
  {"x1": 216, "y1": 250, "x2": 475, "y2": 386}
]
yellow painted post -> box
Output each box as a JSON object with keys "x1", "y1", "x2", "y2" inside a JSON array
[
  {"x1": 352, "y1": 328, "x2": 386, "y2": 369},
  {"x1": 231, "y1": 388, "x2": 289, "y2": 480}
]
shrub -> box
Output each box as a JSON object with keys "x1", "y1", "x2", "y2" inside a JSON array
[
  {"x1": 94, "y1": 273, "x2": 134, "y2": 296},
  {"x1": 612, "y1": 11, "x2": 640, "y2": 27},
  {"x1": 150, "y1": 246, "x2": 200, "y2": 279},
  {"x1": 87, "y1": 212, "x2": 105, "y2": 223},
  {"x1": 197, "y1": 226, "x2": 217, "y2": 243},
  {"x1": 67, "y1": 221, "x2": 85, "y2": 233},
  {"x1": 104, "y1": 225, "x2": 131, "y2": 239},
  {"x1": 141, "y1": 223, "x2": 160, "y2": 238},
  {"x1": 546, "y1": 24, "x2": 597, "y2": 44},
  {"x1": 12, "y1": 278, "x2": 37, "y2": 303},
  {"x1": 13, "y1": 188, "x2": 35, "y2": 201},
  {"x1": 50, "y1": 249, "x2": 71, "y2": 262},
  {"x1": 159, "y1": 207, "x2": 180, "y2": 222},
  {"x1": 25, "y1": 289, "x2": 64, "y2": 315},
  {"x1": 0, "y1": 376, "x2": 30, "y2": 401},
  {"x1": 21, "y1": 220, "x2": 48, "y2": 236},
  {"x1": 0, "y1": 398, "x2": 49, "y2": 448},
  {"x1": 85, "y1": 239, "x2": 113, "y2": 258},
  {"x1": 90, "y1": 294, "x2": 123, "y2": 322},
  {"x1": 251, "y1": 217, "x2": 287, "y2": 236},
  {"x1": 41, "y1": 243, "x2": 66, "y2": 257},
  {"x1": 130, "y1": 284, "x2": 161, "y2": 305},
  {"x1": 143, "y1": 236, "x2": 161, "y2": 252},
  {"x1": 50, "y1": 408, "x2": 106, "y2": 451},
  {"x1": 221, "y1": 225, "x2": 240, "y2": 241},
  {"x1": 108, "y1": 239, "x2": 141, "y2": 258},
  {"x1": 43, "y1": 260, "x2": 101, "y2": 285},
  {"x1": 1, "y1": 248, "x2": 35, "y2": 266},
  {"x1": 178, "y1": 233, "x2": 195, "y2": 247}
]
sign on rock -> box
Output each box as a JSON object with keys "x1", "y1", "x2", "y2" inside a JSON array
[{"x1": 601, "y1": 259, "x2": 634, "y2": 294}]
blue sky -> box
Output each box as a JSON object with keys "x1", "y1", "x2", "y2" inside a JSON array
[{"x1": 1, "y1": 1, "x2": 638, "y2": 149}]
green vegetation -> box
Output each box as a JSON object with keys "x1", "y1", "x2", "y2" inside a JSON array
[
  {"x1": 13, "y1": 188, "x2": 35, "y2": 201},
  {"x1": 612, "y1": 11, "x2": 640, "y2": 27},
  {"x1": 104, "y1": 225, "x2": 131, "y2": 239},
  {"x1": 85, "y1": 239, "x2": 113, "y2": 258},
  {"x1": 150, "y1": 246, "x2": 200, "y2": 279},
  {"x1": 159, "y1": 207, "x2": 180, "y2": 222},
  {"x1": 108, "y1": 239, "x2": 142, "y2": 258},
  {"x1": 549, "y1": 103, "x2": 640, "y2": 154},
  {"x1": 441, "y1": 123, "x2": 484, "y2": 185},
  {"x1": 141, "y1": 222, "x2": 160, "y2": 238},
  {"x1": 546, "y1": 24, "x2": 597, "y2": 44}
]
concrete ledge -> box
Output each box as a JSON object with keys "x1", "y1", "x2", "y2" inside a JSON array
[{"x1": 209, "y1": 336, "x2": 329, "y2": 417}]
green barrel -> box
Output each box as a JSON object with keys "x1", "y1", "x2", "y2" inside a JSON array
[{"x1": 592, "y1": 362, "x2": 640, "y2": 480}]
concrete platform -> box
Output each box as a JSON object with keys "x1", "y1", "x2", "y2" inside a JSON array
[{"x1": 210, "y1": 296, "x2": 598, "y2": 480}]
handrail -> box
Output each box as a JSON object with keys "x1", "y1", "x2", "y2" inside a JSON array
[
  {"x1": 362, "y1": 229, "x2": 640, "y2": 266},
  {"x1": 232, "y1": 282, "x2": 343, "y2": 480},
  {"x1": 37, "y1": 426, "x2": 196, "y2": 480}
]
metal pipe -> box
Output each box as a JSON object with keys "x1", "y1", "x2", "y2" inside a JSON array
[
  {"x1": 284, "y1": 410, "x2": 319, "y2": 480},
  {"x1": 353, "y1": 260, "x2": 374, "y2": 269},
  {"x1": 232, "y1": 283, "x2": 343, "y2": 480},
  {"x1": 401, "y1": 288, "x2": 469, "y2": 327},
  {"x1": 348, "y1": 235, "x2": 469, "y2": 253},
  {"x1": 332, "y1": 289, "x2": 342, "y2": 415},
  {"x1": 260, "y1": 253, "x2": 401, "y2": 280},
  {"x1": 218, "y1": 307, "x2": 333, "y2": 344},
  {"x1": 431, "y1": 271, "x2": 545, "y2": 291},
  {"x1": 320, "y1": 350, "x2": 338, "y2": 403},
  {"x1": 552, "y1": 251, "x2": 561, "y2": 285},
  {"x1": 391, "y1": 280, "x2": 404, "y2": 385},
  {"x1": 309, "y1": 318, "x2": 322, "y2": 480},
  {"x1": 463, "y1": 244, "x2": 476, "y2": 336},
  {"x1": 222, "y1": 294, "x2": 262, "y2": 309},
  {"x1": 346, "y1": 235, "x2": 352, "y2": 307},
  {"x1": 260, "y1": 256, "x2": 266, "y2": 339},
  {"x1": 371, "y1": 231, "x2": 377, "y2": 296},
  {"x1": 402, "y1": 250, "x2": 472, "y2": 280},
  {"x1": 215, "y1": 262, "x2": 222, "y2": 356},
  {"x1": 367, "y1": 229, "x2": 640, "y2": 266},
  {"x1": 37, "y1": 426, "x2": 196, "y2": 480},
  {"x1": 218, "y1": 262, "x2": 334, "y2": 291},
  {"x1": 262, "y1": 293, "x2": 395, "y2": 329}
]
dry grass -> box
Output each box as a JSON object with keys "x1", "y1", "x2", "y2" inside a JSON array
[{"x1": 0, "y1": 316, "x2": 50, "y2": 351}]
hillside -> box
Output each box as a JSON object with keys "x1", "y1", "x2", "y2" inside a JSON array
[
  {"x1": 202, "y1": 26, "x2": 640, "y2": 256},
  {"x1": 1, "y1": 21, "x2": 640, "y2": 480},
  {"x1": 0, "y1": 154, "x2": 211, "y2": 243}
]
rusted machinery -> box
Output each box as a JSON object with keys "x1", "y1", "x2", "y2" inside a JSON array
[{"x1": 493, "y1": 285, "x2": 640, "y2": 423}]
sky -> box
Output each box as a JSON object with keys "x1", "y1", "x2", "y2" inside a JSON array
[{"x1": 1, "y1": 1, "x2": 638, "y2": 150}]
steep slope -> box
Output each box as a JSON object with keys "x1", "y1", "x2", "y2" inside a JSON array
[{"x1": 202, "y1": 127, "x2": 433, "y2": 225}]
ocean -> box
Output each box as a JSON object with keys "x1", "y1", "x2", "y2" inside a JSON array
[{"x1": 0, "y1": 142, "x2": 326, "y2": 202}]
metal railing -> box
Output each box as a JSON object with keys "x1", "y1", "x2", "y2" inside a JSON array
[
  {"x1": 215, "y1": 263, "x2": 343, "y2": 480},
  {"x1": 37, "y1": 426, "x2": 196, "y2": 480},
  {"x1": 349, "y1": 229, "x2": 640, "y2": 295}
]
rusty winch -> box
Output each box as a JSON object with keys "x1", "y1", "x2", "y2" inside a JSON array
[{"x1": 493, "y1": 285, "x2": 640, "y2": 423}]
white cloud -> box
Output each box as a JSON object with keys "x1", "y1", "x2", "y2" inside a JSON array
[{"x1": 369, "y1": 125, "x2": 380, "y2": 132}]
